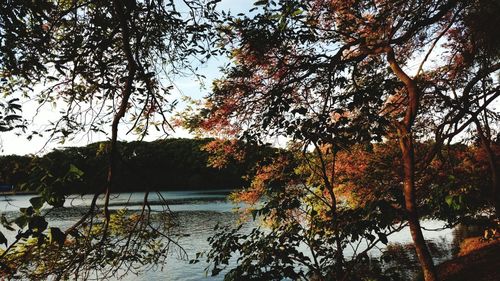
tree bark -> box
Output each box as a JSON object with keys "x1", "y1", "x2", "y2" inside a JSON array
[
  {"x1": 398, "y1": 126, "x2": 438, "y2": 281},
  {"x1": 102, "y1": 0, "x2": 138, "y2": 237},
  {"x1": 387, "y1": 47, "x2": 438, "y2": 281}
]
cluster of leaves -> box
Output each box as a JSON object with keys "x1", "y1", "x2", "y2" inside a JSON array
[
  {"x1": 1, "y1": 0, "x2": 222, "y2": 142},
  {"x1": 200, "y1": 146, "x2": 389, "y2": 279},
  {"x1": 0, "y1": 204, "x2": 175, "y2": 280},
  {"x1": 421, "y1": 143, "x2": 500, "y2": 223},
  {"x1": 0, "y1": 98, "x2": 24, "y2": 133}
]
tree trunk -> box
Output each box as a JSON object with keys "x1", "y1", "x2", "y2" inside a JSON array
[
  {"x1": 399, "y1": 127, "x2": 438, "y2": 281},
  {"x1": 386, "y1": 47, "x2": 438, "y2": 281},
  {"x1": 101, "y1": 0, "x2": 138, "y2": 238}
]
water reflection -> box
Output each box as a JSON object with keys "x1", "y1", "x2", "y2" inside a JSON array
[
  {"x1": 0, "y1": 190, "x2": 247, "y2": 281},
  {"x1": 378, "y1": 238, "x2": 451, "y2": 280},
  {"x1": 0, "y1": 190, "x2": 469, "y2": 280}
]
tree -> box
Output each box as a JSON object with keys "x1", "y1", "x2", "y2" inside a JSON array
[
  {"x1": 200, "y1": 144, "x2": 408, "y2": 280},
  {"x1": 185, "y1": 1, "x2": 499, "y2": 280},
  {"x1": 0, "y1": 0, "x2": 220, "y2": 278}
]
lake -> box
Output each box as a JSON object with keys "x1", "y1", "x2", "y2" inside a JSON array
[{"x1": 0, "y1": 190, "x2": 457, "y2": 280}]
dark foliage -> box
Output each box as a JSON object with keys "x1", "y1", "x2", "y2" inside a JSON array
[{"x1": 0, "y1": 138, "x2": 273, "y2": 195}]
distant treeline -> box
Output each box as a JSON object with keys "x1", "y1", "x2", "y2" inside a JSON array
[{"x1": 0, "y1": 138, "x2": 272, "y2": 194}]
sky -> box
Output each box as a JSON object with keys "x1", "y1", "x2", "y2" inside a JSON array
[{"x1": 0, "y1": 0, "x2": 254, "y2": 156}]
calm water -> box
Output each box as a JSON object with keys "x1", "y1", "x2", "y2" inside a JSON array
[{"x1": 0, "y1": 190, "x2": 455, "y2": 280}]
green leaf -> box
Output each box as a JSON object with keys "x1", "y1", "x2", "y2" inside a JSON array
[
  {"x1": 14, "y1": 215, "x2": 28, "y2": 229},
  {"x1": 48, "y1": 227, "x2": 66, "y2": 245},
  {"x1": 68, "y1": 164, "x2": 84, "y2": 178},
  {"x1": 377, "y1": 232, "x2": 388, "y2": 245},
  {"x1": 366, "y1": 233, "x2": 376, "y2": 242},
  {"x1": 68, "y1": 228, "x2": 80, "y2": 238},
  {"x1": 47, "y1": 195, "x2": 65, "y2": 207},
  {"x1": 310, "y1": 209, "x2": 317, "y2": 217},
  {"x1": 30, "y1": 196, "x2": 45, "y2": 210},
  {"x1": 445, "y1": 195, "x2": 454, "y2": 206},
  {"x1": 0, "y1": 231, "x2": 7, "y2": 246},
  {"x1": 20, "y1": 206, "x2": 34, "y2": 216},
  {"x1": 29, "y1": 216, "x2": 48, "y2": 233},
  {"x1": 291, "y1": 9, "x2": 303, "y2": 17},
  {"x1": 0, "y1": 215, "x2": 14, "y2": 231}
]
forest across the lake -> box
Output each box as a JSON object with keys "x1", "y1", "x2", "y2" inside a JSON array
[{"x1": 0, "y1": 138, "x2": 276, "y2": 195}]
